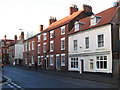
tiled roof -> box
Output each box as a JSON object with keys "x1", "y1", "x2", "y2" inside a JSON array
[
  {"x1": 69, "y1": 6, "x2": 119, "y2": 35},
  {"x1": 42, "y1": 10, "x2": 83, "y2": 32}
]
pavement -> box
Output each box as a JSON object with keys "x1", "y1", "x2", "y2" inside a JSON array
[{"x1": 2, "y1": 65, "x2": 120, "y2": 86}]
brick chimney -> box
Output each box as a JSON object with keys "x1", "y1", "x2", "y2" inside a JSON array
[
  {"x1": 117, "y1": 0, "x2": 120, "y2": 6},
  {"x1": 4, "y1": 35, "x2": 6, "y2": 42},
  {"x1": 40, "y1": 25, "x2": 43, "y2": 32},
  {"x1": 82, "y1": 4, "x2": 92, "y2": 13},
  {"x1": 70, "y1": 4, "x2": 78, "y2": 15},
  {"x1": 20, "y1": 32, "x2": 24, "y2": 39},
  {"x1": 14, "y1": 35, "x2": 17, "y2": 41},
  {"x1": 49, "y1": 16, "x2": 57, "y2": 25}
]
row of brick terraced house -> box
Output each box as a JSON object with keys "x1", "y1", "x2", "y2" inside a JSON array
[
  {"x1": 23, "y1": 4, "x2": 93, "y2": 71},
  {"x1": 22, "y1": 1, "x2": 120, "y2": 76}
]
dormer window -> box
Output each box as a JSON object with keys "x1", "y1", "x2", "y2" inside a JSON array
[
  {"x1": 91, "y1": 15, "x2": 101, "y2": 26},
  {"x1": 75, "y1": 21, "x2": 84, "y2": 31}
]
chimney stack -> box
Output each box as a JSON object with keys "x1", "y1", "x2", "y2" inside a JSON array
[
  {"x1": 4, "y1": 35, "x2": 6, "y2": 41},
  {"x1": 14, "y1": 35, "x2": 17, "y2": 41},
  {"x1": 49, "y1": 16, "x2": 57, "y2": 25},
  {"x1": 117, "y1": 0, "x2": 120, "y2": 6},
  {"x1": 19, "y1": 32, "x2": 24, "y2": 40},
  {"x1": 40, "y1": 25, "x2": 43, "y2": 32},
  {"x1": 82, "y1": 4, "x2": 92, "y2": 13},
  {"x1": 69, "y1": 4, "x2": 78, "y2": 15}
]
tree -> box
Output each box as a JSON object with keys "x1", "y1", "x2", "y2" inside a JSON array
[{"x1": 26, "y1": 31, "x2": 34, "y2": 39}]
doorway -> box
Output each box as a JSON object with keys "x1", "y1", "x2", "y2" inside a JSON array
[
  {"x1": 46, "y1": 57, "x2": 49, "y2": 69},
  {"x1": 56, "y1": 55, "x2": 60, "y2": 70},
  {"x1": 80, "y1": 59, "x2": 84, "y2": 74}
]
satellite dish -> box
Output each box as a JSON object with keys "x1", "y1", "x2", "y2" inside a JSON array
[{"x1": 113, "y1": 1, "x2": 118, "y2": 7}]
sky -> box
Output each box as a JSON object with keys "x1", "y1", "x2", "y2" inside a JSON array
[{"x1": 0, "y1": 0, "x2": 116, "y2": 40}]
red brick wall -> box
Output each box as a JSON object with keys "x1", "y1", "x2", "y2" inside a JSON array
[{"x1": 23, "y1": 36, "x2": 38, "y2": 66}]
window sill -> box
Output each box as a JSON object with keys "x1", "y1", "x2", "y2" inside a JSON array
[
  {"x1": 61, "y1": 49, "x2": 65, "y2": 51},
  {"x1": 61, "y1": 33, "x2": 65, "y2": 35},
  {"x1": 96, "y1": 47, "x2": 105, "y2": 50},
  {"x1": 50, "y1": 50, "x2": 53, "y2": 52},
  {"x1": 50, "y1": 64, "x2": 54, "y2": 66},
  {"x1": 61, "y1": 64, "x2": 65, "y2": 66}
]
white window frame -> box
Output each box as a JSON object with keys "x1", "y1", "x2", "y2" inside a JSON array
[
  {"x1": 97, "y1": 34, "x2": 104, "y2": 48},
  {"x1": 73, "y1": 40, "x2": 78, "y2": 51},
  {"x1": 29, "y1": 42, "x2": 31, "y2": 51},
  {"x1": 50, "y1": 30, "x2": 54, "y2": 38},
  {"x1": 91, "y1": 16, "x2": 96, "y2": 26},
  {"x1": 43, "y1": 43, "x2": 46, "y2": 53},
  {"x1": 25, "y1": 42, "x2": 28, "y2": 51},
  {"x1": 25, "y1": 55, "x2": 28, "y2": 64},
  {"x1": 71, "y1": 57, "x2": 78, "y2": 69},
  {"x1": 50, "y1": 55, "x2": 54, "y2": 66},
  {"x1": 85, "y1": 37, "x2": 89, "y2": 49},
  {"x1": 38, "y1": 44, "x2": 40, "y2": 54},
  {"x1": 96, "y1": 55, "x2": 108, "y2": 70},
  {"x1": 61, "y1": 54, "x2": 65, "y2": 66},
  {"x1": 38, "y1": 35, "x2": 40, "y2": 42},
  {"x1": 32, "y1": 53, "x2": 34, "y2": 64},
  {"x1": 50, "y1": 41, "x2": 54, "y2": 52},
  {"x1": 61, "y1": 26, "x2": 65, "y2": 35},
  {"x1": 75, "y1": 23, "x2": 79, "y2": 31},
  {"x1": 89, "y1": 59, "x2": 94, "y2": 69},
  {"x1": 43, "y1": 33, "x2": 47, "y2": 41},
  {"x1": 38, "y1": 56, "x2": 40, "y2": 65},
  {"x1": 32, "y1": 41, "x2": 34, "y2": 50},
  {"x1": 61, "y1": 38, "x2": 65, "y2": 50}
]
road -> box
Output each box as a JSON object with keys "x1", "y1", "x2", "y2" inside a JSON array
[{"x1": 2, "y1": 65, "x2": 118, "y2": 89}]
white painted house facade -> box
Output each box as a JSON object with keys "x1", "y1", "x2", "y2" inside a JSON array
[
  {"x1": 68, "y1": 24, "x2": 112, "y2": 73},
  {"x1": 68, "y1": 6, "x2": 120, "y2": 75}
]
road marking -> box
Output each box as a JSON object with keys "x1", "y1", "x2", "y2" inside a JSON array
[
  {"x1": 7, "y1": 83, "x2": 15, "y2": 88},
  {"x1": 2, "y1": 75, "x2": 24, "y2": 90}
]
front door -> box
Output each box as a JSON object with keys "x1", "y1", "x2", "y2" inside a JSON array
[
  {"x1": 80, "y1": 59, "x2": 84, "y2": 74},
  {"x1": 46, "y1": 57, "x2": 49, "y2": 69},
  {"x1": 56, "y1": 55, "x2": 60, "y2": 70},
  {"x1": 44, "y1": 59, "x2": 46, "y2": 69}
]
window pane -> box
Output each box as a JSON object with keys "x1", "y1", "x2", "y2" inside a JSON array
[
  {"x1": 100, "y1": 61, "x2": 103, "y2": 69},
  {"x1": 104, "y1": 61, "x2": 107, "y2": 69},
  {"x1": 97, "y1": 56, "x2": 99, "y2": 60},
  {"x1": 71, "y1": 62, "x2": 74, "y2": 68},
  {"x1": 100, "y1": 56, "x2": 103, "y2": 60},
  {"x1": 104, "y1": 56, "x2": 107, "y2": 60},
  {"x1": 90, "y1": 63, "x2": 93, "y2": 69},
  {"x1": 75, "y1": 62, "x2": 78, "y2": 68},
  {"x1": 97, "y1": 61, "x2": 99, "y2": 69}
]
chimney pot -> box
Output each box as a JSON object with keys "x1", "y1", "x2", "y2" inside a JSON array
[
  {"x1": 40, "y1": 25, "x2": 43, "y2": 32},
  {"x1": 20, "y1": 32, "x2": 24, "y2": 39},
  {"x1": 117, "y1": 0, "x2": 120, "y2": 6},
  {"x1": 82, "y1": 4, "x2": 92, "y2": 13},
  {"x1": 14, "y1": 35, "x2": 17, "y2": 41},
  {"x1": 70, "y1": 4, "x2": 78, "y2": 15},
  {"x1": 49, "y1": 16, "x2": 57, "y2": 25},
  {"x1": 4, "y1": 35, "x2": 6, "y2": 41}
]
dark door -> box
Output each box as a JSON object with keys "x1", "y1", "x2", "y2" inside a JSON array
[{"x1": 81, "y1": 60, "x2": 84, "y2": 73}]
